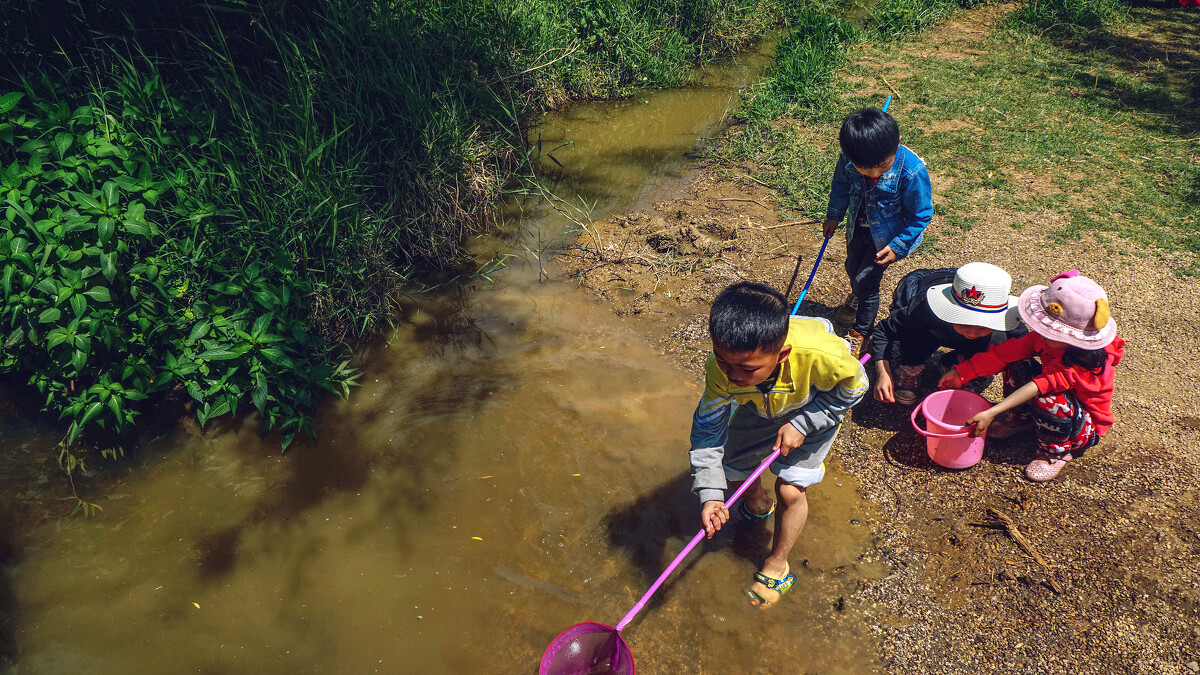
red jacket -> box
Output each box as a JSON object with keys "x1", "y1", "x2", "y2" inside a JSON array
[{"x1": 957, "y1": 332, "x2": 1125, "y2": 436}]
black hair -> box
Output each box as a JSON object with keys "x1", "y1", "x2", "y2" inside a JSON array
[
  {"x1": 1062, "y1": 346, "x2": 1108, "y2": 375},
  {"x1": 838, "y1": 108, "x2": 901, "y2": 169},
  {"x1": 709, "y1": 282, "x2": 789, "y2": 354}
]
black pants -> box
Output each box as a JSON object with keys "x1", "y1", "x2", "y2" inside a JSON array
[{"x1": 844, "y1": 228, "x2": 887, "y2": 335}]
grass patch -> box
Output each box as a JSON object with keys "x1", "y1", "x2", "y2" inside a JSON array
[
  {"x1": 1005, "y1": 0, "x2": 1128, "y2": 37},
  {"x1": 740, "y1": 11, "x2": 857, "y2": 121},
  {"x1": 710, "y1": 1, "x2": 1200, "y2": 274}
]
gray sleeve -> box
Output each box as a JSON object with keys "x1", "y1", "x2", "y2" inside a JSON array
[
  {"x1": 689, "y1": 446, "x2": 728, "y2": 504},
  {"x1": 789, "y1": 388, "x2": 860, "y2": 437},
  {"x1": 690, "y1": 391, "x2": 734, "y2": 504}
]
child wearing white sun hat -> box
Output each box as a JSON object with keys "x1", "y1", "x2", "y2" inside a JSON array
[
  {"x1": 939, "y1": 271, "x2": 1126, "y2": 482},
  {"x1": 869, "y1": 263, "x2": 1030, "y2": 411}
]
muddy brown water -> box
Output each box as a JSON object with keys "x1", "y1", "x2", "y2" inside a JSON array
[{"x1": 3, "y1": 42, "x2": 884, "y2": 674}]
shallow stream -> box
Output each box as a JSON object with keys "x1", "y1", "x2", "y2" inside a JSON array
[{"x1": 2, "y1": 41, "x2": 884, "y2": 674}]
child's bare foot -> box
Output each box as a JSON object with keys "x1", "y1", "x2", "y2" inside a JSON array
[{"x1": 744, "y1": 561, "x2": 793, "y2": 609}]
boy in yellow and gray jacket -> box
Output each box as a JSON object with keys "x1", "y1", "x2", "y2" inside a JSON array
[{"x1": 690, "y1": 282, "x2": 867, "y2": 609}]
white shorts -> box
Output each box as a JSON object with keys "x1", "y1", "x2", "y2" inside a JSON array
[{"x1": 720, "y1": 406, "x2": 838, "y2": 488}]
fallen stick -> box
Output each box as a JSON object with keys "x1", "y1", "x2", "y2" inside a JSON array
[
  {"x1": 759, "y1": 218, "x2": 820, "y2": 230},
  {"x1": 718, "y1": 197, "x2": 769, "y2": 208},
  {"x1": 882, "y1": 76, "x2": 901, "y2": 99},
  {"x1": 732, "y1": 173, "x2": 773, "y2": 189},
  {"x1": 986, "y1": 508, "x2": 1063, "y2": 593}
]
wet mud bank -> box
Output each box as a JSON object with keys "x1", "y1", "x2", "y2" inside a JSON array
[{"x1": 553, "y1": 6, "x2": 1200, "y2": 671}]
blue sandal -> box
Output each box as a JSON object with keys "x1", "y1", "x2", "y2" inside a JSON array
[
  {"x1": 737, "y1": 500, "x2": 776, "y2": 521},
  {"x1": 744, "y1": 566, "x2": 794, "y2": 609}
]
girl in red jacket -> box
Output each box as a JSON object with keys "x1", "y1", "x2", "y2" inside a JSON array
[{"x1": 939, "y1": 271, "x2": 1124, "y2": 482}]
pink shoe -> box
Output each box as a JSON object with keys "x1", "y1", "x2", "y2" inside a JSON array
[{"x1": 1025, "y1": 452, "x2": 1072, "y2": 482}]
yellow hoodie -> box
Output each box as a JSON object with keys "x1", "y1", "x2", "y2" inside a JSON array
[{"x1": 689, "y1": 316, "x2": 867, "y2": 502}]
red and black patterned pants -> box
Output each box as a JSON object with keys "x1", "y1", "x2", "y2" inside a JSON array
[
  {"x1": 1031, "y1": 391, "x2": 1098, "y2": 456},
  {"x1": 1004, "y1": 359, "x2": 1099, "y2": 456}
]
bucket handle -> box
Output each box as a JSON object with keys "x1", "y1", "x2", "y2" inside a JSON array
[{"x1": 910, "y1": 399, "x2": 975, "y2": 439}]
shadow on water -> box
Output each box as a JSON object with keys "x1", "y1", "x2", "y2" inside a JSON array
[
  {"x1": 0, "y1": 516, "x2": 17, "y2": 669},
  {"x1": 603, "y1": 471, "x2": 780, "y2": 614},
  {"x1": 189, "y1": 287, "x2": 530, "y2": 584},
  {"x1": 3, "y1": 33, "x2": 887, "y2": 674}
]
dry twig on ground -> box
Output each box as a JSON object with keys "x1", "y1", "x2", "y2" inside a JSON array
[{"x1": 974, "y1": 507, "x2": 1064, "y2": 593}]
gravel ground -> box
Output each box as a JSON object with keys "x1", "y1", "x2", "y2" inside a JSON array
[{"x1": 552, "y1": 9, "x2": 1200, "y2": 665}]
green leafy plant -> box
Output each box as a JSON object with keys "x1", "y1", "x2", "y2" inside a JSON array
[{"x1": 1, "y1": 87, "x2": 357, "y2": 454}]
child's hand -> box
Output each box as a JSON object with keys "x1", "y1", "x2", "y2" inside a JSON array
[
  {"x1": 874, "y1": 367, "x2": 895, "y2": 403},
  {"x1": 874, "y1": 246, "x2": 898, "y2": 266},
  {"x1": 966, "y1": 409, "x2": 997, "y2": 437},
  {"x1": 701, "y1": 501, "x2": 729, "y2": 539},
  {"x1": 774, "y1": 423, "x2": 807, "y2": 457},
  {"x1": 938, "y1": 368, "x2": 963, "y2": 389},
  {"x1": 821, "y1": 219, "x2": 840, "y2": 238}
]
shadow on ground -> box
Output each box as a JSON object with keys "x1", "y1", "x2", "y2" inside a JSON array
[{"x1": 1057, "y1": 6, "x2": 1200, "y2": 137}]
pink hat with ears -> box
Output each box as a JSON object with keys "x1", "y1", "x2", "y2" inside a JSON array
[{"x1": 1018, "y1": 271, "x2": 1117, "y2": 349}]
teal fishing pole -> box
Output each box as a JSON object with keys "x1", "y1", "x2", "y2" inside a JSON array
[{"x1": 789, "y1": 236, "x2": 830, "y2": 315}]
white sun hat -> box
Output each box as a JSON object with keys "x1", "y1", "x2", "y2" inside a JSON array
[{"x1": 925, "y1": 262, "x2": 1021, "y2": 332}]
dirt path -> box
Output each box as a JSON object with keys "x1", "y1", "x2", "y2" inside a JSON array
[{"x1": 555, "y1": 5, "x2": 1200, "y2": 673}]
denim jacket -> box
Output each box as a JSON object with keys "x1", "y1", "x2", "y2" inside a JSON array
[{"x1": 824, "y1": 144, "x2": 933, "y2": 259}]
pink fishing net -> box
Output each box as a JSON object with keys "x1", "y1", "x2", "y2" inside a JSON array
[{"x1": 539, "y1": 622, "x2": 635, "y2": 675}]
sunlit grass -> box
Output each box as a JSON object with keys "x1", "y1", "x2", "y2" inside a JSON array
[{"x1": 709, "y1": 2, "x2": 1200, "y2": 274}]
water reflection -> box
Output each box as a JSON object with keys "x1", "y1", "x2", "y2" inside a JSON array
[{"x1": 3, "y1": 37, "x2": 884, "y2": 675}]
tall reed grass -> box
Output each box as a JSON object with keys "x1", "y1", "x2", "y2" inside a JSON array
[{"x1": 0, "y1": 0, "x2": 803, "y2": 467}]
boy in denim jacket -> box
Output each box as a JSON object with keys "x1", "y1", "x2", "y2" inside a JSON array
[{"x1": 821, "y1": 108, "x2": 933, "y2": 358}]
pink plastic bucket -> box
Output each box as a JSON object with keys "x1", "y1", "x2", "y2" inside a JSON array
[{"x1": 910, "y1": 389, "x2": 992, "y2": 469}]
